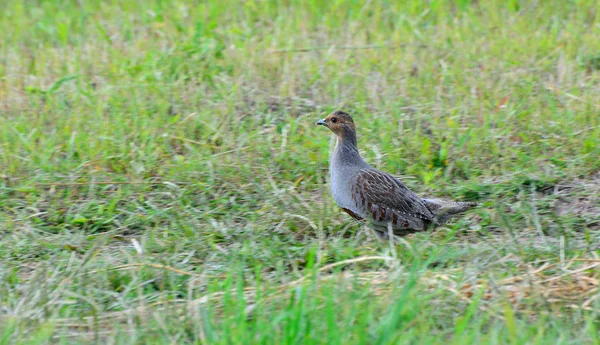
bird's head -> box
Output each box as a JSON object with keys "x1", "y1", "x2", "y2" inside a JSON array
[{"x1": 315, "y1": 111, "x2": 356, "y2": 138}]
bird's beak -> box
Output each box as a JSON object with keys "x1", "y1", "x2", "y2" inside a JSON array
[{"x1": 316, "y1": 119, "x2": 327, "y2": 127}]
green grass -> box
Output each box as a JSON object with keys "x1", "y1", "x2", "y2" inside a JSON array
[{"x1": 1, "y1": 0, "x2": 600, "y2": 343}]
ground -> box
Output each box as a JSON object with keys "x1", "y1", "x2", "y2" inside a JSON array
[{"x1": 1, "y1": 0, "x2": 600, "y2": 344}]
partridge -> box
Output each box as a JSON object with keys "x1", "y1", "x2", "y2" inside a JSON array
[{"x1": 316, "y1": 111, "x2": 476, "y2": 237}]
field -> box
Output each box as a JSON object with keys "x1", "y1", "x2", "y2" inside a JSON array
[{"x1": 1, "y1": 0, "x2": 599, "y2": 343}]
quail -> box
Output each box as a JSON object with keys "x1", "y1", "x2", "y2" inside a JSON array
[{"x1": 316, "y1": 110, "x2": 476, "y2": 237}]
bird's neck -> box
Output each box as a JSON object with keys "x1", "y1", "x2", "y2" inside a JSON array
[
  {"x1": 338, "y1": 127, "x2": 357, "y2": 148},
  {"x1": 333, "y1": 132, "x2": 363, "y2": 165}
]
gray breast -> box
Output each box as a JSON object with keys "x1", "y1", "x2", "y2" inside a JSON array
[
  {"x1": 329, "y1": 146, "x2": 364, "y2": 216},
  {"x1": 330, "y1": 164, "x2": 354, "y2": 209}
]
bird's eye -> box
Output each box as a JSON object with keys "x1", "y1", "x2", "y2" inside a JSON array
[{"x1": 331, "y1": 117, "x2": 338, "y2": 123}]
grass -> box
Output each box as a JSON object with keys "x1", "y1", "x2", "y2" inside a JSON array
[{"x1": 1, "y1": 0, "x2": 599, "y2": 343}]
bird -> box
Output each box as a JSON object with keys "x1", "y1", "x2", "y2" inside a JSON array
[{"x1": 316, "y1": 110, "x2": 476, "y2": 238}]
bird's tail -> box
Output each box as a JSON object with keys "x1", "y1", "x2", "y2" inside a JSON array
[{"x1": 421, "y1": 198, "x2": 478, "y2": 225}]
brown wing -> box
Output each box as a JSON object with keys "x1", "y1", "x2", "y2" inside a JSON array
[{"x1": 352, "y1": 169, "x2": 435, "y2": 226}]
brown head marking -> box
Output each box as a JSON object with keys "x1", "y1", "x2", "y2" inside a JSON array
[{"x1": 315, "y1": 111, "x2": 356, "y2": 138}]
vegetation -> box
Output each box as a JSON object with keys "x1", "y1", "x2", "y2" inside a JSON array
[{"x1": 1, "y1": 0, "x2": 599, "y2": 343}]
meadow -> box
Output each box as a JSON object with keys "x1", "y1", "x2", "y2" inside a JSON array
[{"x1": 1, "y1": 0, "x2": 599, "y2": 343}]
